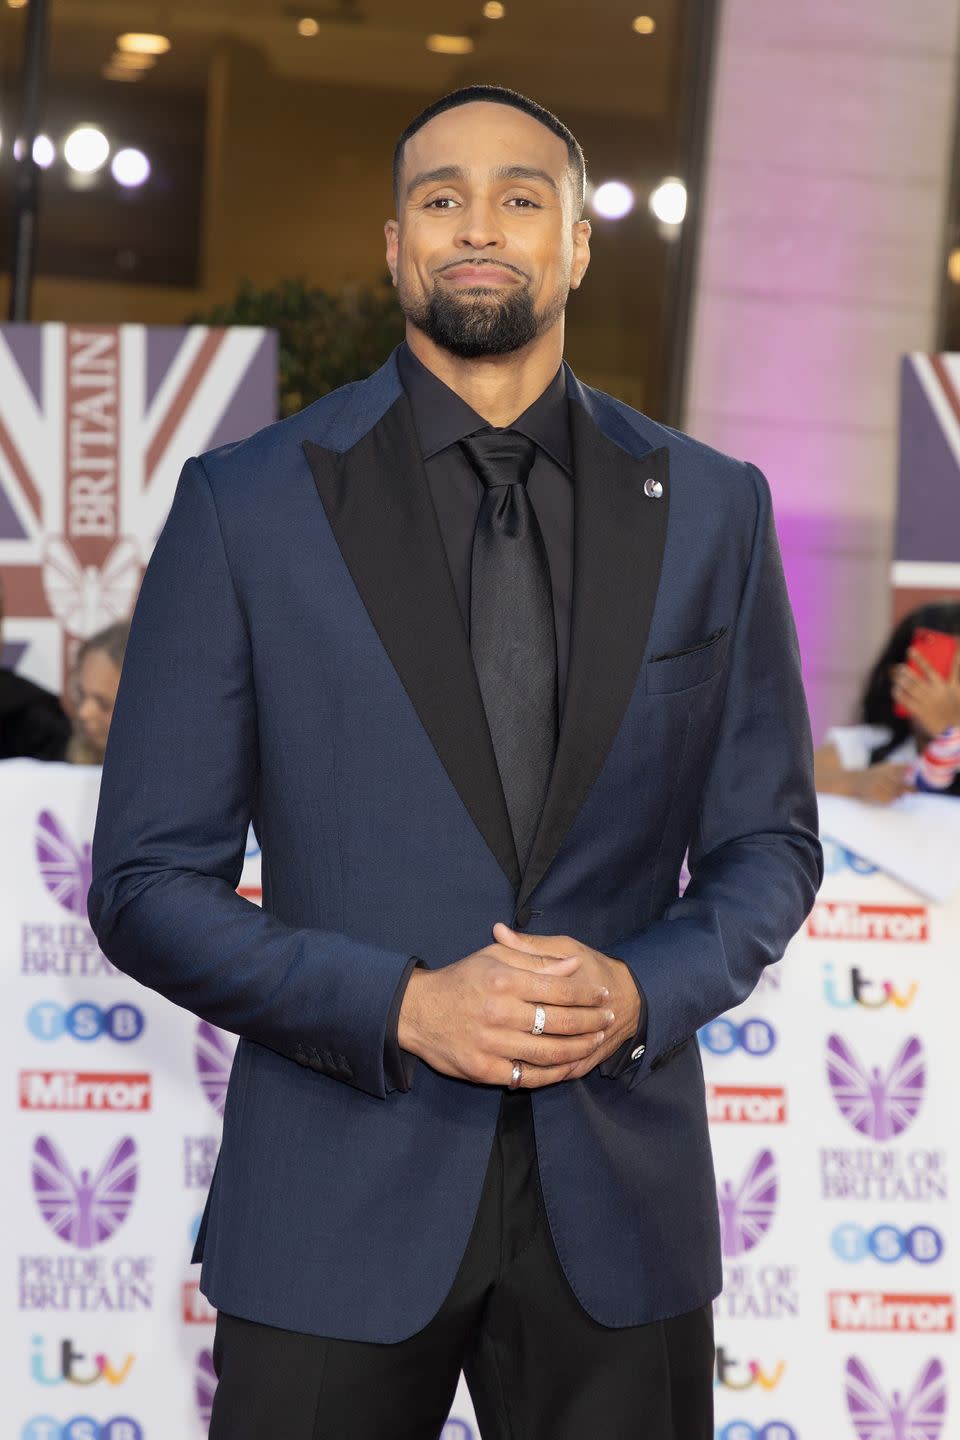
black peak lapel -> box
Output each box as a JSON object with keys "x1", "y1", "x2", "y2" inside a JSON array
[
  {"x1": 514, "y1": 402, "x2": 671, "y2": 912},
  {"x1": 302, "y1": 395, "x2": 521, "y2": 892}
]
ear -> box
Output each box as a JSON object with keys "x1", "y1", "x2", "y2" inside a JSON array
[
  {"x1": 570, "y1": 218, "x2": 591, "y2": 290},
  {"x1": 384, "y1": 219, "x2": 399, "y2": 286}
]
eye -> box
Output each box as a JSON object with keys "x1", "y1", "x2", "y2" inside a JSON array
[
  {"x1": 423, "y1": 195, "x2": 459, "y2": 210},
  {"x1": 506, "y1": 196, "x2": 540, "y2": 209}
]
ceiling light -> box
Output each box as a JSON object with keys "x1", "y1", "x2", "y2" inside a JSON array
[
  {"x1": 112, "y1": 148, "x2": 151, "y2": 188},
  {"x1": 948, "y1": 248, "x2": 960, "y2": 285},
  {"x1": 64, "y1": 126, "x2": 110, "y2": 175},
  {"x1": 32, "y1": 135, "x2": 55, "y2": 168},
  {"x1": 7, "y1": 0, "x2": 29, "y2": 9},
  {"x1": 632, "y1": 15, "x2": 656, "y2": 34},
  {"x1": 108, "y1": 51, "x2": 157, "y2": 71},
  {"x1": 482, "y1": 2, "x2": 506, "y2": 16},
  {"x1": 592, "y1": 180, "x2": 635, "y2": 220},
  {"x1": 116, "y1": 32, "x2": 171, "y2": 56},
  {"x1": 649, "y1": 177, "x2": 687, "y2": 225},
  {"x1": 297, "y1": 17, "x2": 320, "y2": 36},
  {"x1": 426, "y1": 34, "x2": 475, "y2": 55}
]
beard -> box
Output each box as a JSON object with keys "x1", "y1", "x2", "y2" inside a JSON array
[{"x1": 400, "y1": 271, "x2": 567, "y2": 359}]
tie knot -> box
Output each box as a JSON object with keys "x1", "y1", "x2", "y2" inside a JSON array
[{"x1": 460, "y1": 429, "x2": 537, "y2": 490}]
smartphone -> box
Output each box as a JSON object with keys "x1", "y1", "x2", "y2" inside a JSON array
[{"x1": 892, "y1": 626, "x2": 960, "y2": 718}]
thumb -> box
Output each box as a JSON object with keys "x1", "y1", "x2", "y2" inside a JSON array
[
  {"x1": 492, "y1": 920, "x2": 535, "y2": 944},
  {"x1": 493, "y1": 922, "x2": 581, "y2": 972}
]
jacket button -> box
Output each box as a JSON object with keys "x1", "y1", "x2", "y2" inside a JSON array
[{"x1": 513, "y1": 905, "x2": 532, "y2": 929}]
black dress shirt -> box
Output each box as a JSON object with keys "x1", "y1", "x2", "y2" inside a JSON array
[{"x1": 383, "y1": 341, "x2": 646, "y2": 1090}]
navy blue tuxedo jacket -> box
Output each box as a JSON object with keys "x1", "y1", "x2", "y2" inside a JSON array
[{"x1": 88, "y1": 349, "x2": 822, "y2": 1342}]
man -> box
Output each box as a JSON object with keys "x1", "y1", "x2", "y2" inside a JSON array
[{"x1": 88, "y1": 86, "x2": 822, "y2": 1438}]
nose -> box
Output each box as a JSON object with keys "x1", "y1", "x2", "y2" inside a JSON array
[{"x1": 452, "y1": 196, "x2": 506, "y2": 250}]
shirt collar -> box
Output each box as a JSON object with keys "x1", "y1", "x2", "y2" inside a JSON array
[{"x1": 396, "y1": 340, "x2": 571, "y2": 473}]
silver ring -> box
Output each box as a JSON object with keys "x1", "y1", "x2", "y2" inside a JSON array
[
  {"x1": 509, "y1": 1059, "x2": 523, "y2": 1089},
  {"x1": 531, "y1": 1004, "x2": 546, "y2": 1036}
]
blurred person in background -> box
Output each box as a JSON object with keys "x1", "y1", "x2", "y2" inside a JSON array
[
  {"x1": 0, "y1": 572, "x2": 71, "y2": 761},
  {"x1": 67, "y1": 620, "x2": 129, "y2": 764},
  {"x1": 815, "y1": 600, "x2": 960, "y2": 804}
]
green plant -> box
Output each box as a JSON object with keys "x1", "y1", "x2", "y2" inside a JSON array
[{"x1": 188, "y1": 276, "x2": 405, "y2": 417}]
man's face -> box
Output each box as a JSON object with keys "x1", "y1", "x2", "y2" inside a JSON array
[{"x1": 386, "y1": 102, "x2": 590, "y2": 359}]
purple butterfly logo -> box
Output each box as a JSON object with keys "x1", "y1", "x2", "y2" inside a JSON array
[
  {"x1": 845, "y1": 1355, "x2": 946, "y2": 1440},
  {"x1": 827, "y1": 1034, "x2": 925, "y2": 1141},
  {"x1": 196, "y1": 1347, "x2": 217, "y2": 1429},
  {"x1": 716, "y1": 1149, "x2": 777, "y2": 1257},
  {"x1": 195, "y1": 1021, "x2": 235, "y2": 1118},
  {"x1": 32, "y1": 1135, "x2": 138, "y2": 1248},
  {"x1": 36, "y1": 809, "x2": 93, "y2": 916}
]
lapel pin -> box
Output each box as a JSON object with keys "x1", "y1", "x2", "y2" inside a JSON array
[{"x1": 643, "y1": 477, "x2": 663, "y2": 499}]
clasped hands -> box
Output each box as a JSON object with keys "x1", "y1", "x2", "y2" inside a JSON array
[{"x1": 397, "y1": 920, "x2": 642, "y2": 1089}]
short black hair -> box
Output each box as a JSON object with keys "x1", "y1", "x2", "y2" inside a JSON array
[{"x1": 393, "y1": 85, "x2": 586, "y2": 215}]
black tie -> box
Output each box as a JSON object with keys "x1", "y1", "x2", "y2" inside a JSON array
[{"x1": 460, "y1": 428, "x2": 559, "y2": 873}]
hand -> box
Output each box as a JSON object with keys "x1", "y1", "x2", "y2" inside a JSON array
[
  {"x1": 892, "y1": 646, "x2": 960, "y2": 739},
  {"x1": 490, "y1": 922, "x2": 643, "y2": 1081},
  {"x1": 847, "y1": 763, "x2": 915, "y2": 805},
  {"x1": 397, "y1": 930, "x2": 618, "y2": 1089}
]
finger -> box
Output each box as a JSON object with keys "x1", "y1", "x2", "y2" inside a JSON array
[
  {"x1": 492, "y1": 922, "x2": 578, "y2": 958},
  {"x1": 893, "y1": 670, "x2": 922, "y2": 697},
  {"x1": 506, "y1": 968, "x2": 611, "y2": 1007},
  {"x1": 508, "y1": 1030, "x2": 608, "y2": 1067},
  {"x1": 507, "y1": 1059, "x2": 578, "y2": 1090},
  {"x1": 502, "y1": 999, "x2": 615, "y2": 1037},
  {"x1": 495, "y1": 950, "x2": 582, "y2": 981},
  {"x1": 907, "y1": 649, "x2": 939, "y2": 683}
]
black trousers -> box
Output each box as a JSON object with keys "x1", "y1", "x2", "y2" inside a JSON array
[{"x1": 208, "y1": 1089, "x2": 714, "y2": 1440}]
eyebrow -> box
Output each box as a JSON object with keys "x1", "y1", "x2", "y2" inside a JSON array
[{"x1": 405, "y1": 163, "x2": 560, "y2": 197}]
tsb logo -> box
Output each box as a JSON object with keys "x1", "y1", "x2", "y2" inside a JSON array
[
  {"x1": 715, "y1": 1424, "x2": 797, "y2": 1440},
  {"x1": 831, "y1": 1223, "x2": 944, "y2": 1265},
  {"x1": 21, "y1": 1421, "x2": 143, "y2": 1440},
  {"x1": 27, "y1": 1002, "x2": 144, "y2": 1043},
  {"x1": 700, "y1": 1019, "x2": 776, "y2": 1057}
]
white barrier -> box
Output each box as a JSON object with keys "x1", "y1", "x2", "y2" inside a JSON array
[{"x1": 3, "y1": 758, "x2": 956, "y2": 1438}]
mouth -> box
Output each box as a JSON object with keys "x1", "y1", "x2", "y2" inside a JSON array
[{"x1": 438, "y1": 263, "x2": 523, "y2": 287}]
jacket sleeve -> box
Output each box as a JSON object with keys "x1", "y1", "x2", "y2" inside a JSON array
[
  {"x1": 87, "y1": 456, "x2": 416, "y2": 1101},
  {"x1": 605, "y1": 461, "x2": 823, "y2": 1084}
]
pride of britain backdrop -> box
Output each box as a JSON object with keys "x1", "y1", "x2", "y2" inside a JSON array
[
  {"x1": 2, "y1": 764, "x2": 958, "y2": 1439},
  {"x1": 0, "y1": 322, "x2": 277, "y2": 695}
]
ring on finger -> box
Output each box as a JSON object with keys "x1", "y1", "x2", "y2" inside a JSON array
[
  {"x1": 531, "y1": 1004, "x2": 546, "y2": 1037},
  {"x1": 509, "y1": 1059, "x2": 524, "y2": 1089}
]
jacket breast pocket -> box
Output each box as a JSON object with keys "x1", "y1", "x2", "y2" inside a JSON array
[{"x1": 644, "y1": 626, "x2": 730, "y2": 695}]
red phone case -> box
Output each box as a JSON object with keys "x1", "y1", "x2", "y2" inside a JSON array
[{"x1": 892, "y1": 627, "x2": 959, "y2": 718}]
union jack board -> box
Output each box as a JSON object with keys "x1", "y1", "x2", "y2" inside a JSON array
[
  {"x1": 895, "y1": 353, "x2": 960, "y2": 623},
  {"x1": 0, "y1": 323, "x2": 277, "y2": 695}
]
